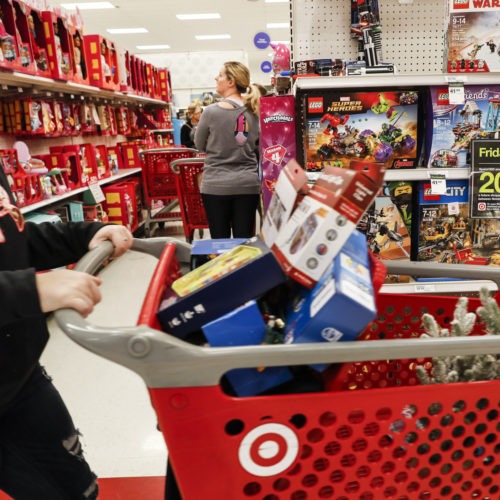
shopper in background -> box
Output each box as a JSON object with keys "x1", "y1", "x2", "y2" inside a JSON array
[
  {"x1": 195, "y1": 61, "x2": 262, "y2": 239},
  {"x1": 180, "y1": 101, "x2": 202, "y2": 148},
  {"x1": 0, "y1": 165, "x2": 133, "y2": 500}
]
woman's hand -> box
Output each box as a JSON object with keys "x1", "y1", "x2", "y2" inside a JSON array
[
  {"x1": 88, "y1": 225, "x2": 133, "y2": 259},
  {"x1": 36, "y1": 270, "x2": 102, "y2": 317}
]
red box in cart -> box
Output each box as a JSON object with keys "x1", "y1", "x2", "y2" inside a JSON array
[{"x1": 272, "y1": 160, "x2": 385, "y2": 288}]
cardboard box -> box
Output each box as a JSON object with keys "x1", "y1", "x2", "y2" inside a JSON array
[
  {"x1": 272, "y1": 161, "x2": 385, "y2": 288},
  {"x1": 202, "y1": 300, "x2": 293, "y2": 396},
  {"x1": 157, "y1": 236, "x2": 287, "y2": 338},
  {"x1": 261, "y1": 159, "x2": 309, "y2": 247},
  {"x1": 284, "y1": 230, "x2": 376, "y2": 369},
  {"x1": 190, "y1": 238, "x2": 247, "y2": 269}
]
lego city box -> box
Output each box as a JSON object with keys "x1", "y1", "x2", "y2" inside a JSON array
[
  {"x1": 202, "y1": 300, "x2": 294, "y2": 396},
  {"x1": 261, "y1": 158, "x2": 309, "y2": 248},
  {"x1": 295, "y1": 87, "x2": 422, "y2": 173},
  {"x1": 284, "y1": 230, "x2": 377, "y2": 370},
  {"x1": 156, "y1": 236, "x2": 288, "y2": 339},
  {"x1": 272, "y1": 160, "x2": 386, "y2": 288}
]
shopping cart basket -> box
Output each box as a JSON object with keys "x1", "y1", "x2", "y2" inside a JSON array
[
  {"x1": 139, "y1": 148, "x2": 198, "y2": 237},
  {"x1": 55, "y1": 241, "x2": 500, "y2": 500},
  {"x1": 170, "y1": 157, "x2": 208, "y2": 243}
]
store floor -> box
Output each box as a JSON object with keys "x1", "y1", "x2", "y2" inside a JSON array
[{"x1": 0, "y1": 222, "x2": 190, "y2": 500}]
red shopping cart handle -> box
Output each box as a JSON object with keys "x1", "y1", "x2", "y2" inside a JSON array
[{"x1": 54, "y1": 239, "x2": 500, "y2": 390}]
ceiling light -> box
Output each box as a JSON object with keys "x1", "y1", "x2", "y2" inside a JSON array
[
  {"x1": 266, "y1": 22, "x2": 290, "y2": 29},
  {"x1": 60, "y1": 2, "x2": 115, "y2": 9},
  {"x1": 265, "y1": 0, "x2": 289, "y2": 3},
  {"x1": 107, "y1": 28, "x2": 148, "y2": 34},
  {"x1": 176, "y1": 13, "x2": 221, "y2": 21},
  {"x1": 136, "y1": 44, "x2": 170, "y2": 50},
  {"x1": 195, "y1": 34, "x2": 231, "y2": 40}
]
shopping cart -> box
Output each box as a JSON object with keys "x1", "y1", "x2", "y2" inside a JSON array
[
  {"x1": 55, "y1": 240, "x2": 500, "y2": 500},
  {"x1": 170, "y1": 157, "x2": 208, "y2": 243},
  {"x1": 139, "y1": 148, "x2": 198, "y2": 237}
]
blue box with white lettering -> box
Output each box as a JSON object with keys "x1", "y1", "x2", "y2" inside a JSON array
[
  {"x1": 284, "y1": 230, "x2": 376, "y2": 369},
  {"x1": 202, "y1": 300, "x2": 293, "y2": 396},
  {"x1": 156, "y1": 236, "x2": 288, "y2": 339}
]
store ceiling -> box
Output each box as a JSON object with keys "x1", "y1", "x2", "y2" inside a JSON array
[{"x1": 51, "y1": 0, "x2": 291, "y2": 59}]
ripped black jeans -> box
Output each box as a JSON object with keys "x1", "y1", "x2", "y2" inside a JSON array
[{"x1": 0, "y1": 364, "x2": 98, "y2": 500}]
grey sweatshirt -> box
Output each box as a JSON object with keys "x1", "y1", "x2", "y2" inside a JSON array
[{"x1": 194, "y1": 100, "x2": 260, "y2": 196}]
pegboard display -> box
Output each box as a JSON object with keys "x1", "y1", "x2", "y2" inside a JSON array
[{"x1": 291, "y1": 0, "x2": 448, "y2": 74}]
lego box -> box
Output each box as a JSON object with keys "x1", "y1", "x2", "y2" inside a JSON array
[
  {"x1": 284, "y1": 230, "x2": 376, "y2": 370},
  {"x1": 157, "y1": 236, "x2": 287, "y2": 338},
  {"x1": 202, "y1": 300, "x2": 293, "y2": 396},
  {"x1": 426, "y1": 85, "x2": 500, "y2": 169},
  {"x1": 295, "y1": 88, "x2": 421, "y2": 172},
  {"x1": 272, "y1": 161, "x2": 385, "y2": 288}
]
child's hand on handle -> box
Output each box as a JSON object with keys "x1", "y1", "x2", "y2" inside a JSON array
[
  {"x1": 36, "y1": 270, "x2": 102, "y2": 317},
  {"x1": 88, "y1": 225, "x2": 134, "y2": 259}
]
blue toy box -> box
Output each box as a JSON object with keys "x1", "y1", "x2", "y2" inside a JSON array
[
  {"x1": 157, "y1": 236, "x2": 288, "y2": 339},
  {"x1": 283, "y1": 230, "x2": 376, "y2": 369},
  {"x1": 202, "y1": 300, "x2": 293, "y2": 396}
]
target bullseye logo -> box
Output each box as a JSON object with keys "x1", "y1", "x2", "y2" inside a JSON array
[{"x1": 238, "y1": 423, "x2": 299, "y2": 476}]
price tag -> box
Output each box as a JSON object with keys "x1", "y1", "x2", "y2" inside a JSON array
[
  {"x1": 429, "y1": 172, "x2": 447, "y2": 194},
  {"x1": 448, "y1": 201, "x2": 459, "y2": 215},
  {"x1": 88, "y1": 180, "x2": 105, "y2": 203},
  {"x1": 448, "y1": 82, "x2": 465, "y2": 105}
]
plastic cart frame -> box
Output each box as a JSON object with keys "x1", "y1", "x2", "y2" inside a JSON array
[{"x1": 55, "y1": 240, "x2": 500, "y2": 500}]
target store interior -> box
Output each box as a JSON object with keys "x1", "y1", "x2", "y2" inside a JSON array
[{"x1": 1, "y1": 0, "x2": 500, "y2": 499}]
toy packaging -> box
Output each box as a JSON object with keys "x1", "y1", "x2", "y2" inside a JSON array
[
  {"x1": 202, "y1": 300, "x2": 294, "y2": 397},
  {"x1": 446, "y1": 2, "x2": 500, "y2": 73},
  {"x1": 259, "y1": 95, "x2": 297, "y2": 211},
  {"x1": 295, "y1": 88, "x2": 421, "y2": 172},
  {"x1": 283, "y1": 230, "x2": 376, "y2": 370},
  {"x1": 272, "y1": 160, "x2": 385, "y2": 288},
  {"x1": 261, "y1": 159, "x2": 309, "y2": 248},
  {"x1": 156, "y1": 236, "x2": 287, "y2": 338},
  {"x1": 416, "y1": 179, "x2": 475, "y2": 264},
  {"x1": 426, "y1": 85, "x2": 500, "y2": 168},
  {"x1": 359, "y1": 182, "x2": 413, "y2": 261}
]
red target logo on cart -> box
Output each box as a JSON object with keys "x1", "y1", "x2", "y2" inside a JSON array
[{"x1": 238, "y1": 423, "x2": 299, "y2": 477}]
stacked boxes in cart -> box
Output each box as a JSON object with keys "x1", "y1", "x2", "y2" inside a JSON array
[{"x1": 156, "y1": 159, "x2": 384, "y2": 395}]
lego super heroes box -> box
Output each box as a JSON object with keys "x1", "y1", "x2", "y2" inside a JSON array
[
  {"x1": 426, "y1": 85, "x2": 500, "y2": 169},
  {"x1": 295, "y1": 88, "x2": 422, "y2": 172}
]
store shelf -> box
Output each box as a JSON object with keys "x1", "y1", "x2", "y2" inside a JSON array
[
  {"x1": 0, "y1": 70, "x2": 166, "y2": 106},
  {"x1": 294, "y1": 72, "x2": 500, "y2": 92},
  {"x1": 20, "y1": 168, "x2": 142, "y2": 214}
]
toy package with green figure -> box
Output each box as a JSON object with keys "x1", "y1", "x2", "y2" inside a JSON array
[{"x1": 295, "y1": 88, "x2": 422, "y2": 173}]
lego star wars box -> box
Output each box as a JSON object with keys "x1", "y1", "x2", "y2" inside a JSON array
[
  {"x1": 284, "y1": 230, "x2": 376, "y2": 371},
  {"x1": 295, "y1": 88, "x2": 422, "y2": 172},
  {"x1": 156, "y1": 236, "x2": 287, "y2": 338},
  {"x1": 426, "y1": 85, "x2": 500, "y2": 169},
  {"x1": 202, "y1": 300, "x2": 293, "y2": 396},
  {"x1": 446, "y1": 3, "x2": 500, "y2": 73},
  {"x1": 272, "y1": 160, "x2": 385, "y2": 288}
]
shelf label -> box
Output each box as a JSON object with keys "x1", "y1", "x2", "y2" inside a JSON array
[
  {"x1": 470, "y1": 139, "x2": 500, "y2": 218},
  {"x1": 448, "y1": 82, "x2": 465, "y2": 105},
  {"x1": 88, "y1": 180, "x2": 105, "y2": 203},
  {"x1": 429, "y1": 172, "x2": 447, "y2": 194}
]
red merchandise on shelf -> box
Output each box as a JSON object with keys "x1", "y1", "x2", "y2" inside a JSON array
[
  {"x1": 42, "y1": 10, "x2": 72, "y2": 81},
  {"x1": 12, "y1": 0, "x2": 36, "y2": 74},
  {"x1": 84, "y1": 34, "x2": 120, "y2": 91},
  {"x1": 101, "y1": 181, "x2": 138, "y2": 231}
]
